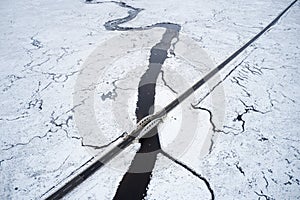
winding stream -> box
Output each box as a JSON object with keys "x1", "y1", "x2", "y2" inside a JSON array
[{"x1": 86, "y1": 1, "x2": 181, "y2": 199}]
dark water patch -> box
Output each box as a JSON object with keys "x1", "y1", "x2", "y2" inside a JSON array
[{"x1": 113, "y1": 28, "x2": 180, "y2": 199}]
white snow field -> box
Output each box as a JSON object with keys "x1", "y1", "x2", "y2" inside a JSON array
[{"x1": 0, "y1": 0, "x2": 299, "y2": 199}]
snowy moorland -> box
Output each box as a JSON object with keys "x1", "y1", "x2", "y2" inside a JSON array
[{"x1": 0, "y1": 0, "x2": 299, "y2": 199}]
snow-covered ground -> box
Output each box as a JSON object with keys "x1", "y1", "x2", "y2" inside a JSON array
[{"x1": 1, "y1": 0, "x2": 299, "y2": 199}]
